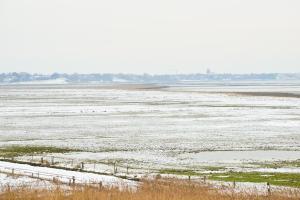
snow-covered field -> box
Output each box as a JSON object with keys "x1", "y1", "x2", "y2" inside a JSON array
[
  {"x1": 0, "y1": 82, "x2": 299, "y2": 173},
  {"x1": 0, "y1": 161, "x2": 135, "y2": 188}
]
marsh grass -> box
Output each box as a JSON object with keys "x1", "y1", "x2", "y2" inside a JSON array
[
  {"x1": 0, "y1": 179, "x2": 299, "y2": 200},
  {"x1": 0, "y1": 146, "x2": 77, "y2": 157},
  {"x1": 159, "y1": 169, "x2": 300, "y2": 188},
  {"x1": 209, "y1": 172, "x2": 300, "y2": 188},
  {"x1": 252, "y1": 160, "x2": 300, "y2": 168},
  {"x1": 159, "y1": 169, "x2": 200, "y2": 176}
]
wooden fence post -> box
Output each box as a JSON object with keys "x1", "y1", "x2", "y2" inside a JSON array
[
  {"x1": 267, "y1": 182, "x2": 271, "y2": 196},
  {"x1": 72, "y1": 176, "x2": 75, "y2": 185},
  {"x1": 113, "y1": 162, "x2": 116, "y2": 174},
  {"x1": 51, "y1": 156, "x2": 54, "y2": 165}
]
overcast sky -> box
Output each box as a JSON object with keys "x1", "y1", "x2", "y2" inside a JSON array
[{"x1": 0, "y1": 0, "x2": 299, "y2": 74}]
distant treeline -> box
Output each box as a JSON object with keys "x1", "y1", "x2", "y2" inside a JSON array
[{"x1": 0, "y1": 72, "x2": 299, "y2": 83}]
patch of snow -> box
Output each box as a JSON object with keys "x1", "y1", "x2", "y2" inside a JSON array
[
  {"x1": 13, "y1": 78, "x2": 67, "y2": 85},
  {"x1": 252, "y1": 168, "x2": 300, "y2": 173},
  {"x1": 0, "y1": 161, "x2": 136, "y2": 188}
]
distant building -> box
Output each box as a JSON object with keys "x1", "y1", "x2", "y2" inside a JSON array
[{"x1": 206, "y1": 68, "x2": 211, "y2": 74}]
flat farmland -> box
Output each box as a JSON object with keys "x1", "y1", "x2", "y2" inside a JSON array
[{"x1": 0, "y1": 82, "x2": 300, "y2": 175}]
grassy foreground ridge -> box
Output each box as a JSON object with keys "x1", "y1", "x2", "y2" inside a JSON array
[{"x1": 1, "y1": 180, "x2": 299, "y2": 200}]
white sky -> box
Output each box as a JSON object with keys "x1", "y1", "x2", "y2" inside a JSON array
[{"x1": 0, "y1": 0, "x2": 299, "y2": 74}]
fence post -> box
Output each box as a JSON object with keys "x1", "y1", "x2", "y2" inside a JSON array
[
  {"x1": 188, "y1": 175, "x2": 191, "y2": 181},
  {"x1": 203, "y1": 175, "x2": 206, "y2": 183},
  {"x1": 113, "y1": 162, "x2": 116, "y2": 174},
  {"x1": 233, "y1": 180, "x2": 236, "y2": 189},
  {"x1": 81, "y1": 162, "x2": 84, "y2": 170},
  {"x1": 126, "y1": 165, "x2": 129, "y2": 174},
  {"x1": 72, "y1": 176, "x2": 75, "y2": 185},
  {"x1": 99, "y1": 181, "x2": 102, "y2": 190},
  {"x1": 41, "y1": 157, "x2": 44, "y2": 164},
  {"x1": 51, "y1": 156, "x2": 54, "y2": 165},
  {"x1": 267, "y1": 182, "x2": 271, "y2": 196}
]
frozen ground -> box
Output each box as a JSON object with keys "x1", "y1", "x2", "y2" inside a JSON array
[
  {"x1": 0, "y1": 82, "x2": 299, "y2": 172},
  {"x1": 0, "y1": 172, "x2": 53, "y2": 190},
  {"x1": 0, "y1": 161, "x2": 135, "y2": 188}
]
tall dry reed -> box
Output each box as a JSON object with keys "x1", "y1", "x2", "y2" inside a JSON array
[{"x1": 0, "y1": 179, "x2": 299, "y2": 200}]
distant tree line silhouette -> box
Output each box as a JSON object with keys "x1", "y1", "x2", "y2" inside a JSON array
[{"x1": 0, "y1": 72, "x2": 299, "y2": 83}]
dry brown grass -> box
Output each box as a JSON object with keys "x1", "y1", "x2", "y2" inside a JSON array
[{"x1": 0, "y1": 180, "x2": 299, "y2": 200}]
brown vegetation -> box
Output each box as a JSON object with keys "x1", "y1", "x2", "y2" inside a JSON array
[{"x1": 0, "y1": 179, "x2": 299, "y2": 200}]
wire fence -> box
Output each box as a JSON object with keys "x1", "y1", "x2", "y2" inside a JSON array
[
  {"x1": 0, "y1": 156, "x2": 275, "y2": 195},
  {"x1": 1, "y1": 155, "x2": 137, "y2": 175},
  {"x1": 0, "y1": 154, "x2": 162, "y2": 183},
  {"x1": 0, "y1": 164, "x2": 132, "y2": 190}
]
